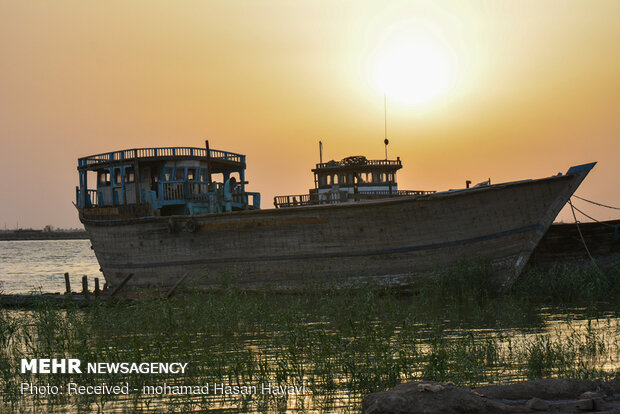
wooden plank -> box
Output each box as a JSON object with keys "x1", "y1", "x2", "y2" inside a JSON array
[
  {"x1": 109, "y1": 273, "x2": 133, "y2": 297},
  {"x1": 166, "y1": 272, "x2": 190, "y2": 298}
]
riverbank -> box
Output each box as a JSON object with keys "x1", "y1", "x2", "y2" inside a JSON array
[
  {"x1": 0, "y1": 229, "x2": 87, "y2": 241},
  {"x1": 363, "y1": 378, "x2": 620, "y2": 413}
]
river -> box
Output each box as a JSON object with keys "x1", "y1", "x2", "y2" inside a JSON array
[{"x1": 0, "y1": 240, "x2": 100, "y2": 294}]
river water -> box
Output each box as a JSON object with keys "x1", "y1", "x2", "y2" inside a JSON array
[
  {"x1": 1, "y1": 240, "x2": 618, "y2": 413},
  {"x1": 0, "y1": 240, "x2": 100, "y2": 294}
]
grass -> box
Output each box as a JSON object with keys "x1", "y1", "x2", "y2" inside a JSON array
[
  {"x1": 0, "y1": 262, "x2": 619, "y2": 413},
  {"x1": 513, "y1": 263, "x2": 620, "y2": 302}
]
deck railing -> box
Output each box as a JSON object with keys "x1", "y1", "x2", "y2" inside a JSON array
[
  {"x1": 274, "y1": 194, "x2": 316, "y2": 208},
  {"x1": 357, "y1": 190, "x2": 435, "y2": 197},
  {"x1": 87, "y1": 189, "x2": 99, "y2": 206},
  {"x1": 78, "y1": 147, "x2": 245, "y2": 168},
  {"x1": 315, "y1": 159, "x2": 401, "y2": 170},
  {"x1": 162, "y1": 183, "x2": 185, "y2": 201},
  {"x1": 274, "y1": 189, "x2": 435, "y2": 208}
]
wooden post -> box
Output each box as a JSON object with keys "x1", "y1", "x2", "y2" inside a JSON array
[
  {"x1": 82, "y1": 276, "x2": 89, "y2": 300},
  {"x1": 134, "y1": 157, "x2": 141, "y2": 204},
  {"x1": 205, "y1": 140, "x2": 212, "y2": 185},
  {"x1": 64, "y1": 272, "x2": 71, "y2": 294},
  {"x1": 110, "y1": 273, "x2": 134, "y2": 297},
  {"x1": 94, "y1": 278, "x2": 100, "y2": 296}
]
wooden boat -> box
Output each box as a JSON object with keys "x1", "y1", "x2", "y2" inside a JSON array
[
  {"x1": 75, "y1": 144, "x2": 596, "y2": 290},
  {"x1": 528, "y1": 219, "x2": 620, "y2": 269}
]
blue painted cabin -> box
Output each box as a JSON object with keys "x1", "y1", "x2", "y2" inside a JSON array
[{"x1": 76, "y1": 145, "x2": 260, "y2": 217}]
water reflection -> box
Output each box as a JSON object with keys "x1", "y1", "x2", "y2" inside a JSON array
[{"x1": 0, "y1": 240, "x2": 100, "y2": 294}]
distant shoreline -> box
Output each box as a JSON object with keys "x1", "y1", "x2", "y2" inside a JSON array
[{"x1": 0, "y1": 230, "x2": 88, "y2": 241}]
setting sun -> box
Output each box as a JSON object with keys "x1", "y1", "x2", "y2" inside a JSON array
[{"x1": 371, "y1": 30, "x2": 456, "y2": 105}]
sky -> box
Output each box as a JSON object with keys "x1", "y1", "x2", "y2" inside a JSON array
[{"x1": 0, "y1": 0, "x2": 619, "y2": 229}]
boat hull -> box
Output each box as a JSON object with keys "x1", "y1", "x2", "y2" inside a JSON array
[
  {"x1": 528, "y1": 219, "x2": 620, "y2": 269},
  {"x1": 81, "y1": 167, "x2": 593, "y2": 290}
]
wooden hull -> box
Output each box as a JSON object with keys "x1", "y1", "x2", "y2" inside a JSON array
[
  {"x1": 529, "y1": 219, "x2": 620, "y2": 269},
  {"x1": 80, "y1": 167, "x2": 593, "y2": 290}
]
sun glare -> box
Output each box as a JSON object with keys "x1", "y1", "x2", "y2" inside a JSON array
[{"x1": 371, "y1": 31, "x2": 456, "y2": 106}]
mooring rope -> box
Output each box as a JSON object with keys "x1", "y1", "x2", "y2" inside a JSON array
[
  {"x1": 568, "y1": 202, "x2": 619, "y2": 229},
  {"x1": 572, "y1": 194, "x2": 620, "y2": 210},
  {"x1": 568, "y1": 199, "x2": 601, "y2": 271}
]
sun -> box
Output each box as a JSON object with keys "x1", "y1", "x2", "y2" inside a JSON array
[{"x1": 371, "y1": 32, "x2": 456, "y2": 105}]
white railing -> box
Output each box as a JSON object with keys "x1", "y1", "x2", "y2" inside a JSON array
[{"x1": 78, "y1": 147, "x2": 245, "y2": 168}]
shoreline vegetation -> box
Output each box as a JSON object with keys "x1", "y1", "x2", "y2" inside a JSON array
[{"x1": 1, "y1": 262, "x2": 619, "y2": 413}]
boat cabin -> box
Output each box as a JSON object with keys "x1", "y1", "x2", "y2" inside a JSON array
[
  {"x1": 76, "y1": 145, "x2": 260, "y2": 217},
  {"x1": 274, "y1": 155, "x2": 434, "y2": 208}
]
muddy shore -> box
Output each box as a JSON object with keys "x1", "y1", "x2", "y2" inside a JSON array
[{"x1": 363, "y1": 378, "x2": 620, "y2": 413}]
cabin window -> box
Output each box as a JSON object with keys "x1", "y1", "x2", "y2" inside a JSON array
[
  {"x1": 187, "y1": 168, "x2": 196, "y2": 181},
  {"x1": 125, "y1": 167, "x2": 135, "y2": 183},
  {"x1": 327, "y1": 175, "x2": 332, "y2": 185},
  {"x1": 388, "y1": 173, "x2": 394, "y2": 182},
  {"x1": 114, "y1": 169, "x2": 122, "y2": 185},
  {"x1": 152, "y1": 168, "x2": 159, "y2": 182},
  {"x1": 98, "y1": 170, "x2": 110, "y2": 186},
  {"x1": 175, "y1": 168, "x2": 185, "y2": 181},
  {"x1": 200, "y1": 169, "x2": 208, "y2": 182},
  {"x1": 211, "y1": 173, "x2": 224, "y2": 184},
  {"x1": 229, "y1": 172, "x2": 241, "y2": 183},
  {"x1": 334, "y1": 175, "x2": 339, "y2": 185},
  {"x1": 164, "y1": 167, "x2": 173, "y2": 181},
  {"x1": 87, "y1": 171, "x2": 97, "y2": 190}
]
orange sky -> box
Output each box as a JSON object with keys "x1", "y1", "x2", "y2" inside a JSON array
[{"x1": 1, "y1": 0, "x2": 619, "y2": 229}]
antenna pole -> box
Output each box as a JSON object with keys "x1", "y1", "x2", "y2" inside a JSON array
[
  {"x1": 319, "y1": 141, "x2": 323, "y2": 164},
  {"x1": 384, "y1": 93, "x2": 389, "y2": 160},
  {"x1": 384, "y1": 92, "x2": 387, "y2": 142}
]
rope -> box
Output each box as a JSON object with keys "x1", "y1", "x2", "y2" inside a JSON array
[
  {"x1": 568, "y1": 199, "x2": 600, "y2": 271},
  {"x1": 568, "y1": 202, "x2": 619, "y2": 228},
  {"x1": 572, "y1": 194, "x2": 620, "y2": 210}
]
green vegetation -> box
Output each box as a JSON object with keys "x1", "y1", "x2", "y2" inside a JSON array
[
  {"x1": 1, "y1": 263, "x2": 619, "y2": 413},
  {"x1": 513, "y1": 263, "x2": 620, "y2": 302}
]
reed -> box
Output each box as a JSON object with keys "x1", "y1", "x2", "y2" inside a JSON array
[
  {"x1": 513, "y1": 263, "x2": 620, "y2": 302},
  {"x1": 1, "y1": 262, "x2": 618, "y2": 413}
]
